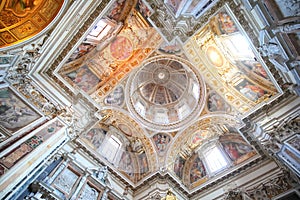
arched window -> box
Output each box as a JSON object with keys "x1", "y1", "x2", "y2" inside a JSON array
[
  {"x1": 85, "y1": 18, "x2": 115, "y2": 45},
  {"x1": 199, "y1": 141, "x2": 231, "y2": 175},
  {"x1": 99, "y1": 131, "x2": 123, "y2": 164},
  {"x1": 202, "y1": 145, "x2": 229, "y2": 174}
]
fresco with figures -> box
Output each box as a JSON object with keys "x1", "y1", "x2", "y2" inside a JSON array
[
  {"x1": 107, "y1": 0, "x2": 127, "y2": 21},
  {"x1": 64, "y1": 65, "x2": 101, "y2": 94},
  {"x1": 238, "y1": 60, "x2": 270, "y2": 80},
  {"x1": 235, "y1": 79, "x2": 267, "y2": 102},
  {"x1": 0, "y1": 88, "x2": 40, "y2": 133},
  {"x1": 119, "y1": 151, "x2": 135, "y2": 180},
  {"x1": 136, "y1": 0, "x2": 152, "y2": 19},
  {"x1": 184, "y1": 6, "x2": 278, "y2": 113},
  {"x1": 104, "y1": 86, "x2": 124, "y2": 107},
  {"x1": 219, "y1": 134, "x2": 256, "y2": 164},
  {"x1": 0, "y1": 0, "x2": 64, "y2": 47},
  {"x1": 207, "y1": 91, "x2": 231, "y2": 112},
  {"x1": 158, "y1": 40, "x2": 182, "y2": 55},
  {"x1": 67, "y1": 43, "x2": 96, "y2": 63},
  {"x1": 138, "y1": 152, "x2": 149, "y2": 176},
  {"x1": 153, "y1": 133, "x2": 171, "y2": 154},
  {"x1": 174, "y1": 155, "x2": 186, "y2": 179},
  {"x1": 110, "y1": 36, "x2": 133, "y2": 60},
  {"x1": 82, "y1": 126, "x2": 107, "y2": 151},
  {"x1": 59, "y1": 9, "x2": 162, "y2": 99},
  {"x1": 190, "y1": 155, "x2": 207, "y2": 184}
]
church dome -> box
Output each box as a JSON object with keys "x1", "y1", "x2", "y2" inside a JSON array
[{"x1": 126, "y1": 55, "x2": 206, "y2": 132}]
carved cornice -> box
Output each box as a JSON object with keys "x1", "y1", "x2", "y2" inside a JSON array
[
  {"x1": 129, "y1": 154, "x2": 267, "y2": 199},
  {"x1": 71, "y1": 140, "x2": 133, "y2": 189},
  {"x1": 148, "y1": 0, "x2": 286, "y2": 90},
  {"x1": 246, "y1": 170, "x2": 299, "y2": 199},
  {"x1": 243, "y1": 90, "x2": 294, "y2": 123}
]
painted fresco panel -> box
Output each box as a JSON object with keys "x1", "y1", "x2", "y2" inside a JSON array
[
  {"x1": 158, "y1": 40, "x2": 182, "y2": 55},
  {"x1": 138, "y1": 152, "x2": 149, "y2": 175},
  {"x1": 165, "y1": 0, "x2": 186, "y2": 16},
  {"x1": 0, "y1": 88, "x2": 40, "y2": 133},
  {"x1": 239, "y1": 60, "x2": 269, "y2": 80},
  {"x1": 174, "y1": 155, "x2": 185, "y2": 179},
  {"x1": 0, "y1": 120, "x2": 63, "y2": 176},
  {"x1": 207, "y1": 91, "x2": 230, "y2": 112},
  {"x1": 119, "y1": 151, "x2": 135, "y2": 178},
  {"x1": 83, "y1": 128, "x2": 107, "y2": 150},
  {"x1": 216, "y1": 11, "x2": 238, "y2": 35},
  {"x1": 107, "y1": 0, "x2": 126, "y2": 21},
  {"x1": 110, "y1": 36, "x2": 133, "y2": 60},
  {"x1": 67, "y1": 43, "x2": 96, "y2": 63},
  {"x1": 190, "y1": 130, "x2": 210, "y2": 149},
  {"x1": 184, "y1": 0, "x2": 199, "y2": 13},
  {"x1": 153, "y1": 133, "x2": 171, "y2": 153},
  {"x1": 104, "y1": 86, "x2": 124, "y2": 106},
  {"x1": 136, "y1": 0, "x2": 152, "y2": 18},
  {"x1": 190, "y1": 156, "x2": 207, "y2": 184},
  {"x1": 186, "y1": 6, "x2": 278, "y2": 112},
  {"x1": 219, "y1": 134, "x2": 255, "y2": 164},
  {"x1": 65, "y1": 65, "x2": 100, "y2": 93},
  {"x1": 0, "y1": 143, "x2": 32, "y2": 169},
  {"x1": 235, "y1": 79, "x2": 267, "y2": 102}
]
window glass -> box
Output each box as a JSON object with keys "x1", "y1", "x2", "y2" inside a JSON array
[
  {"x1": 204, "y1": 146, "x2": 228, "y2": 173},
  {"x1": 101, "y1": 135, "x2": 121, "y2": 163}
]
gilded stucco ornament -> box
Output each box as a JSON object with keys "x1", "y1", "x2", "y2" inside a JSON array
[{"x1": 0, "y1": 0, "x2": 64, "y2": 48}]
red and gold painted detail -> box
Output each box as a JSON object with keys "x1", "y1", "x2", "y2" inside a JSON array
[
  {"x1": 0, "y1": 0, "x2": 64, "y2": 48},
  {"x1": 110, "y1": 36, "x2": 133, "y2": 60},
  {"x1": 97, "y1": 46, "x2": 157, "y2": 97},
  {"x1": 107, "y1": 0, "x2": 136, "y2": 22},
  {"x1": 58, "y1": 8, "x2": 161, "y2": 99}
]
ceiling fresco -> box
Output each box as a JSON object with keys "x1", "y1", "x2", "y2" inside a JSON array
[
  {"x1": 0, "y1": 0, "x2": 64, "y2": 48},
  {"x1": 0, "y1": 87, "x2": 41, "y2": 133},
  {"x1": 58, "y1": 6, "x2": 162, "y2": 102},
  {"x1": 42, "y1": 0, "x2": 281, "y2": 191},
  {"x1": 77, "y1": 109, "x2": 157, "y2": 184},
  {"x1": 125, "y1": 55, "x2": 206, "y2": 132},
  {"x1": 184, "y1": 6, "x2": 279, "y2": 113}
]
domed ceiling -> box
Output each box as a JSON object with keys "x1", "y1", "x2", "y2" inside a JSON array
[
  {"x1": 3, "y1": 0, "x2": 282, "y2": 196},
  {"x1": 126, "y1": 55, "x2": 205, "y2": 131},
  {"x1": 52, "y1": 0, "x2": 280, "y2": 190}
]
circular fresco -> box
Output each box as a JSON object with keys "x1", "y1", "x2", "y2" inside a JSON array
[
  {"x1": 110, "y1": 36, "x2": 133, "y2": 60},
  {"x1": 206, "y1": 46, "x2": 224, "y2": 67}
]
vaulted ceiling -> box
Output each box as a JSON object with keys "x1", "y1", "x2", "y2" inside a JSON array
[
  {"x1": 53, "y1": 0, "x2": 281, "y2": 191},
  {"x1": 0, "y1": 0, "x2": 287, "y2": 197}
]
